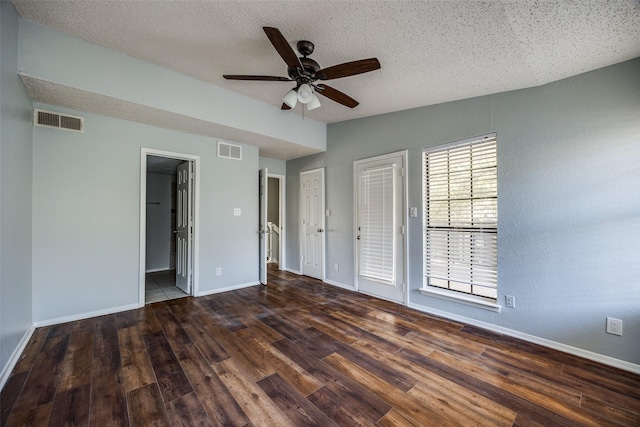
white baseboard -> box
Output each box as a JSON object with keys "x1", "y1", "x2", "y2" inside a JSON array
[
  {"x1": 284, "y1": 268, "x2": 301, "y2": 275},
  {"x1": 33, "y1": 303, "x2": 140, "y2": 328},
  {"x1": 0, "y1": 325, "x2": 36, "y2": 390},
  {"x1": 323, "y1": 278, "x2": 355, "y2": 291},
  {"x1": 197, "y1": 281, "x2": 260, "y2": 297},
  {"x1": 408, "y1": 302, "x2": 640, "y2": 375}
]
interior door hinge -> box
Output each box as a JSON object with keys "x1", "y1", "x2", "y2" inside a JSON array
[{"x1": 401, "y1": 225, "x2": 406, "y2": 234}]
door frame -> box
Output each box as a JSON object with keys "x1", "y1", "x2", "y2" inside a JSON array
[
  {"x1": 259, "y1": 168, "x2": 268, "y2": 285},
  {"x1": 268, "y1": 173, "x2": 286, "y2": 271},
  {"x1": 299, "y1": 167, "x2": 326, "y2": 280},
  {"x1": 353, "y1": 150, "x2": 409, "y2": 305},
  {"x1": 139, "y1": 148, "x2": 200, "y2": 307}
]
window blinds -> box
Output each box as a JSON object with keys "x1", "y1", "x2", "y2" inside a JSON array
[
  {"x1": 423, "y1": 135, "x2": 497, "y2": 299},
  {"x1": 359, "y1": 165, "x2": 395, "y2": 284}
]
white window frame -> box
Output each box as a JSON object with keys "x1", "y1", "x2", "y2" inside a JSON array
[{"x1": 420, "y1": 133, "x2": 500, "y2": 312}]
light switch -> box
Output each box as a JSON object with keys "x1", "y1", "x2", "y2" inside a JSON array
[{"x1": 410, "y1": 207, "x2": 418, "y2": 217}]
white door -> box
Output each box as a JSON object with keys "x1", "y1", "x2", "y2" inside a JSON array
[
  {"x1": 176, "y1": 161, "x2": 192, "y2": 294},
  {"x1": 259, "y1": 168, "x2": 268, "y2": 285},
  {"x1": 300, "y1": 168, "x2": 325, "y2": 280},
  {"x1": 355, "y1": 153, "x2": 406, "y2": 303}
]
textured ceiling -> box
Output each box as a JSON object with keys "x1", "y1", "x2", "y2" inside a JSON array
[{"x1": 12, "y1": 0, "x2": 640, "y2": 153}]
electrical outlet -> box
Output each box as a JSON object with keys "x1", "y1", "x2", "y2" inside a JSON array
[
  {"x1": 505, "y1": 295, "x2": 516, "y2": 308},
  {"x1": 334, "y1": 263, "x2": 339, "y2": 272},
  {"x1": 216, "y1": 267, "x2": 222, "y2": 276},
  {"x1": 606, "y1": 317, "x2": 623, "y2": 336}
]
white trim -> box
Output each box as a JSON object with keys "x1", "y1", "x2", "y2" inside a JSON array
[
  {"x1": 284, "y1": 267, "x2": 302, "y2": 275},
  {"x1": 408, "y1": 302, "x2": 640, "y2": 375},
  {"x1": 353, "y1": 150, "x2": 409, "y2": 305},
  {"x1": 323, "y1": 279, "x2": 355, "y2": 291},
  {"x1": 268, "y1": 173, "x2": 286, "y2": 271},
  {"x1": 197, "y1": 281, "x2": 260, "y2": 297},
  {"x1": 300, "y1": 168, "x2": 326, "y2": 281},
  {"x1": 0, "y1": 325, "x2": 36, "y2": 390},
  {"x1": 34, "y1": 303, "x2": 140, "y2": 328},
  {"x1": 419, "y1": 287, "x2": 501, "y2": 312},
  {"x1": 140, "y1": 148, "x2": 201, "y2": 307}
]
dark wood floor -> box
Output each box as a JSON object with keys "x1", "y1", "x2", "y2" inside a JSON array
[{"x1": 2, "y1": 269, "x2": 639, "y2": 426}]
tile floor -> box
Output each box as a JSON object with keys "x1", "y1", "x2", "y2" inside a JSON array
[{"x1": 145, "y1": 270, "x2": 189, "y2": 303}]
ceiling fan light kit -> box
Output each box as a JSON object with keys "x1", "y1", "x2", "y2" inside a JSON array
[
  {"x1": 297, "y1": 83, "x2": 313, "y2": 104},
  {"x1": 223, "y1": 27, "x2": 380, "y2": 113},
  {"x1": 283, "y1": 89, "x2": 298, "y2": 108},
  {"x1": 307, "y1": 94, "x2": 321, "y2": 111}
]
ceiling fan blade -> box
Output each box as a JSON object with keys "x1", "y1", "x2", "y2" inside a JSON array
[
  {"x1": 281, "y1": 103, "x2": 291, "y2": 110},
  {"x1": 316, "y1": 58, "x2": 380, "y2": 80},
  {"x1": 223, "y1": 75, "x2": 291, "y2": 82},
  {"x1": 263, "y1": 27, "x2": 303, "y2": 69},
  {"x1": 314, "y1": 84, "x2": 359, "y2": 108}
]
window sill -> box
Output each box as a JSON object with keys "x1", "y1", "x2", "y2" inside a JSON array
[{"x1": 419, "y1": 287, "x2": 501, "y2": 312}]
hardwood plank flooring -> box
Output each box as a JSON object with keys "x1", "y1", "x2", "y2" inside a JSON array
[{"x1": 2, "y1": 269, "x2": 640, "y2": 426}]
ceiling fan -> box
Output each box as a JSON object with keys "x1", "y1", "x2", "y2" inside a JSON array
[{"x1": 223, "y1": 27, "x2": 381, "y2": 111}]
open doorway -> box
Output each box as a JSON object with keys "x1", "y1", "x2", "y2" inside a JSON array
[
  {"x1": 140, "y1": 149, "x2": 200, "y2": 306},
  {"x1": 259, "y1": 170, "x2": 286, "y2": 283},
  {"x1": 267, "y1": 174, "x2": 285, "y2": 268}
]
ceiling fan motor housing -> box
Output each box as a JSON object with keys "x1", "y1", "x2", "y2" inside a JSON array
[{"x1": 296, "y1": 40, "x2": 314, "y2": 56}]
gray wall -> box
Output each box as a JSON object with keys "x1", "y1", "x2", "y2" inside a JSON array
[
  {"x1": 287, "y1": 58, "x2": 640, "y2": 365},
  {"x1": 145, "y1": 173, "x2": 172, "y2": 272},
  {"x1": 259, "y1": 156, "x2": 286, "y2": 175},
  {"x1": 0, "y1": 2, "x2": 34, "y2": 379},
  {"x1": 267, "y1": 177, "x2": 280, "y2": 226},
  {"x1": 32, "y1": 105, "x2": 259, "y2": 323}
]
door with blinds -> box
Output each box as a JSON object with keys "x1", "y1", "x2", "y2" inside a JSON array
[{"x1": 355, "y1": 152, "x2": 406, "y2": 303}]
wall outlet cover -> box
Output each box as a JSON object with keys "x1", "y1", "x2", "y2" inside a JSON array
[
  {"x1": 606, "y1": 317, "x2": 623, "y2": 336},
  {"x1": 505, "y1": 295, "x2": 516, "y2": 308}
]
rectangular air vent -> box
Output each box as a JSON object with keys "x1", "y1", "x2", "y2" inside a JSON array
[
  {"x1": 217, "y1": 141, "x2": 242, "y2": 160},
  {"x1": 33, "y1": 109, "x2": 84, "y2": 133}
]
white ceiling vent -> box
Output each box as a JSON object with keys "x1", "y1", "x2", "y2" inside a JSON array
[
  {"x1": 218, "y1": 141, "x2": 242, "y2": 160},
  {"x1": 33, "y1": 109, "x2": 84, "y2": 133}
]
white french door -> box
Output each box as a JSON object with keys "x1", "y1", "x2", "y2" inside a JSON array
[
  {"x1": 355, "y1": 152, "x2": 407, "y2": 303},
  {"x1": 176, "y1": 161, "x2": 192, "y2": 294},
  {"x1": 300, "y1": 168, "x2": 325, "y2": 280}
]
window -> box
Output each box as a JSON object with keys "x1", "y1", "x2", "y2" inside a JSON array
[{"x1": 422, "y1": 134, "x2": 497, "y2": 302}]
